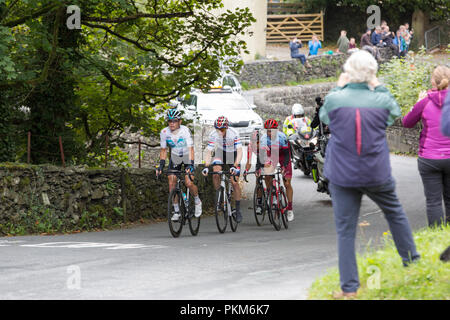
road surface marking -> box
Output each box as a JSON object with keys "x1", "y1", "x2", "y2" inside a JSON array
[{"x1": 20, "y1": 241, "x2": 168, "y2": 250}]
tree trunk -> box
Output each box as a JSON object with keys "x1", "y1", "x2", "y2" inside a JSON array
[{"x1": 411, "y1": 8, "x2": 429, "y2": 49}]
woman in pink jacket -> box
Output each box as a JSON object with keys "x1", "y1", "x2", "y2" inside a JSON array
[{"x1": 403, "y1": 65, "x2": 450, "y2": 227}]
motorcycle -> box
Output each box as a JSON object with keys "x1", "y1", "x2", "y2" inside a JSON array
[{"x1": 288, "y1": 119, "x2": 319, "y2": 176}]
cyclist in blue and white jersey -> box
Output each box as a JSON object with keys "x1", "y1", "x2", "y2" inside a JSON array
[{"x1": 156, "y1": 108, "x2": 202, "y2": 221}]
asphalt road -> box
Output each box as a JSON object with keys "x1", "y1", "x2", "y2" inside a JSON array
[{"x1": 0, "y1": 154, "x2": 427, "y2": 300}]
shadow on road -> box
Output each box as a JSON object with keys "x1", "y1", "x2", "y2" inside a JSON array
[{"x1": 315, "y1": 199, "x2": 332, "y2": 206}]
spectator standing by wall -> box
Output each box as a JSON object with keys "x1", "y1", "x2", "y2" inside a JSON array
[
  {"x1": 308, "y1": 35, "x2": 322, "y2": 56},
  {"x1": 402, "y1": 65, "x2": 450, "y2": 227},
  {"x1": 319, "y1": 50, "x2": 420, "y2": 298},
  {"x1": 337, "y1": 30, "x2": 350, "y2": 54},
  {"x1": 401, "y1": 24, "x2": 413, "y2": 52},
  {"x1": 393, "y1": 29, "x2": 407, "y2": 57}
]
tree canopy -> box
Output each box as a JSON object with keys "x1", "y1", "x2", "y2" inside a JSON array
[{"x1": 0, "y1": 0, "x2": 255, "y2": 165}]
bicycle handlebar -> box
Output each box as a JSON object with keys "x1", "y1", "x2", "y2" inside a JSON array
[
  {"x1": 208, "y1": 171, "x2": 239, "y2": 182},
  {"x1": 243, "y1": 169, "x2": 281, "y2": 182},
  {"x1": 156, "y1": 169, "x2": 194, "y2": 182}
]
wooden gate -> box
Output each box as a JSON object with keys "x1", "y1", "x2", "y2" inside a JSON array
[{"x1": 267, "y1": 10, "x2": 324, "y2": 44}]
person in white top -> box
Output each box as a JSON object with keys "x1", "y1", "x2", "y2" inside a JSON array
[
  {"x1": 156, "y1": 108, "x2": 202, "y2": 221},
  {"x1": 202, "y1": 116, "x2": 244, "y2": 223}
]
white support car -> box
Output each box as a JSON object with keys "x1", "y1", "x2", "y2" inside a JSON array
[{"x1": 179, "y1": 86, "x2": 263, "y2": 145}]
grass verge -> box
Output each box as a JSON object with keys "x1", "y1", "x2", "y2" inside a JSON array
[{"x1": 308, "y1": 224, "x2": 450, "y2": 300}]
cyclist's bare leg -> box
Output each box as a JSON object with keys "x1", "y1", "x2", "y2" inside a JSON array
[
  {"x1": 168, "y1": 175, "x2": 177, "y2": 193},
  {"x1": 257, "y1": 186, "x2": 263, "y2": 198},
  {"x1": 184, "y1": 174, "x2": 199, "y2": 197},
  {"x1": 168, "y1": 174, "x2": 179, "y2": 208},
  {"x1": 263, "y1": 164, "x2": 275, "y2": 192},
  {"x1": 230, "y1": 176, "x2": 241, "y2": 201},
  {"x1": 283, "y1": 177, "x2": 293, "y2": 203}
]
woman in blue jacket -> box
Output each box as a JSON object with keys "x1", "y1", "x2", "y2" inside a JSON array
[
  {"x1": 319, "y1": 50, "x2": 420, "y2": 298},
  {"x1": 308, "y1": 35, "x2": 322, "y2": 56}
]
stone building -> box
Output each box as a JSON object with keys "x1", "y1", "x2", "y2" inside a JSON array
[{"x1": 220, "y1": 0, "x2": 267, "y2": 62}]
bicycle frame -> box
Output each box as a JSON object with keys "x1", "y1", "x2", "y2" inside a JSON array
[
  {"x1": 211, "y1": 171, "x2": 235, "y2": 218},
  {"x1": 265, "y1": 167, "x2": 287, "y2": 217},
  {"x1": 245, "y1": 166, "x2": 288, "y2": 228},
  {"x1": 166, "y1": 170, "x2": 194, "y2": 221}
]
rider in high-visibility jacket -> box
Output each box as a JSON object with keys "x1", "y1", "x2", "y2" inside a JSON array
[{"x1": 283, "y1": 103, "x2": 312, "y2": 137}]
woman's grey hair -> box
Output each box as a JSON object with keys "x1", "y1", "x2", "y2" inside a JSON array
[{"x1": 343, "y1": 50, "x2": 378, "y2": 83}]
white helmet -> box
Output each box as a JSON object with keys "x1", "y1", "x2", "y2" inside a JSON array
[{"x1": 292, "y1": 103, "x2": 304, "y2": 116}]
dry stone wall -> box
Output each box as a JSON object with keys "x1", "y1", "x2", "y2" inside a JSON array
[
  {"x1": 0, "y1": 164, "x2": 216, "y2": 230},
  {"x1": 238, "y1": 48, "x2": 395, "y2": 88}
]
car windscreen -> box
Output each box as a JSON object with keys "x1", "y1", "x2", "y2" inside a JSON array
[{"x1": 197, "y1": 94, "x2": 250, "y2": 110}]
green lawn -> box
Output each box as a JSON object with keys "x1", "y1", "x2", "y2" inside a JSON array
[{"x1": 308, "y1": 224, "x2": 450, "y2": 300}]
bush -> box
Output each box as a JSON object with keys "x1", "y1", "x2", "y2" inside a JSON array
[
  {"x1": 379, "y1": 47, "x2": 437, "y2": 116},
  {"x1": 0, "y1": 205, "x2": 63, "y2": 236}
]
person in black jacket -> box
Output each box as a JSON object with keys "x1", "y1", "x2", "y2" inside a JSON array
[
  {"x1": 382, "y1": 25, "x2": 399, "y2": 57},
  {"x1": 311, "y1": 96, "x2": 329, "y2": 135}
]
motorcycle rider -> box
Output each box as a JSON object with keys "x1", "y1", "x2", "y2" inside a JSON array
[
  {"x1": 283, "y1": 103, "x2": 312, "y2": 137},
  {"x1": 311, "y1": 97, "x2": 330, "y2": 135},
  {"x1": 310, "y1": 97, "x2": 330, "y2": 193}
]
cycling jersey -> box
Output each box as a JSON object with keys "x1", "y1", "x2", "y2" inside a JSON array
[
  {"x1": 160, "y1": 125, "x2": 193, "y2": 157},
  {"x1": 248, "y1": 130, "x2": 292, "y2": 178},
  {"x1": 206, "y1": 127, "x2": 242, "y2": 153},
  {"x1": 260, "y1": 131, "x2": 289, "y2": 149}
]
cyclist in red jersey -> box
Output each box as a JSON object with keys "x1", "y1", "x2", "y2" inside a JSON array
[{"x1": 244, "y1": 119, "x2": 295, "y2": 221}]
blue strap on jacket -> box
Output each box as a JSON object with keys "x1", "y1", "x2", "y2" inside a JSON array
[{"x1": 442, "y1": 93, "x2": 450, "y2": 137}]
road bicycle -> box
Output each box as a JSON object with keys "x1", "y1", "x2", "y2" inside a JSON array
[
  {"x1": 244, "y1": 171, "x2": 271, "y2": 227},
  {"x1": 246, "y1": 166, "x2": 288, "y2": 231},
  {"x1": 209, "y1": 171, "x2": 239, "y2": 233},
  {"x1": 158, "y1": 170, "x2": 201, "y2": 238}
]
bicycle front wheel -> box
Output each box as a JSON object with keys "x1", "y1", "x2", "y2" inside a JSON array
[
  {"x1": 168, "y1": 189, "x2": 184, "y2": 238},
  {"x1": 253, "y1": 183, "x2": 266, "y2": 226},
  {"x1": 268, "y1": 188, "x2": 281, "y2": 231},
  {"x1": 215, "y1": 188, "x2": 228, "y2": 233},
  {"x1": 229, "y1": 208, "x2": 238, "y2": 232},
  {"x1": 188, "y1": 194, "x2": 201, "y2": 236}
]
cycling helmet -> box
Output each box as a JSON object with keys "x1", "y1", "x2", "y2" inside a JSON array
[
  {"x1": 214, "y1": 116, "x2": 229, "y2": 129},
  {"x1": 292, "y1": 103, "x2": 304, "y2": 116},
  {"x1": 264, "y1": 119, "x2": 278, "y2": 129},
  {"x1": 166, "y1": 108, "x2": 181, "y2": 121}
]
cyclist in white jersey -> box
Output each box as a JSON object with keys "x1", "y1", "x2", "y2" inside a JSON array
[
  {"x1": 201, "y1": 116, "x2": 243, "y2": 222},
  {"x1": 156, "y1": 108, "x2": 202, "y2": 221}
]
